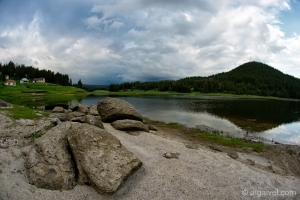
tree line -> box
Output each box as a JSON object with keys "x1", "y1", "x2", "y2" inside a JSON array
[
  {"x1": 0, "y1": 61, "x2": 72, "y2": 86},
  {"x1": 109, "y1": 61, "x2": 300, "y2": 99}
]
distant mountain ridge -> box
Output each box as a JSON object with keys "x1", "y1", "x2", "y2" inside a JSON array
[{"x1": 109, "y1": 61, "x2": 300, "y2": 99}]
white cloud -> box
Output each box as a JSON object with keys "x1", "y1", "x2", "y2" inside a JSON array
[{"x1": 1, "y1": 0, "x2": 300, "y2": 84}]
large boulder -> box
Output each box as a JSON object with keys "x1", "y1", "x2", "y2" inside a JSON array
[
  {"x1": 112, "y1": 119, "x2": 149, "y2": 132},
  {"x1": 67, "y1": 123, "x2": 142, "y2": 194},
  {"x1": 25, "y1": 122, "x2": 76, "y2": 190},
  {"x1": 97, "y1": 97, "x2": 143, "y2": 122}
]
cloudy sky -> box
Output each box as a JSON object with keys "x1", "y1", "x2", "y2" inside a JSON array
[{"x1": 0, "y1": 0, "x2": 300, "y2": 84}]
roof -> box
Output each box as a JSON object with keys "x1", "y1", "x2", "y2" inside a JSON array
[
  {"x1": 33, "y1": 78, "x2": 45, "y2": 81},
  {"x1": 21, "y1": 78, "x2": 29, "y2": 81},
  {"x1": 5, "y1": 80, "x2": 16, "y2": 83}
]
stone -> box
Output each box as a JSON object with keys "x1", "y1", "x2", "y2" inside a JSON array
[
  {"x1": 246, "y1": 159, "x2": 255, "y2": 166},
  {"x1": 126, "y1": 131, "x2": 141, "y2": 136},
  {"x1": 148, "y1": 124, "x2": 158, "y2": 131},
  {"x1": 67, "y1": 123, "x2": 142, "y2": 194},
  {"x1": 88, "y1": 105, "x2": 99, "y2": 116},
  {"x1": 208, "y1": 145, "x2": 223, "y2": 152},
  {"x1": 25, "y1": 122, "x2": 76, "y2": 190},
  {"x1": 77, "y1": 104, "x2": 89, "y2": 114},
  {"x1": 185, "y1": 143, "x2": 199, "y2": 150},
  {"x1": 49, "y1": 113, "x2": 68, "y2": 122},
  {"x1": 227, "y1": 151, "x2": 239, "y2": 159},
  {"x1": 52, "y1": 106, "x2": 65, "y2": 113},
  {"x1": 112, "y1": 119, "x2": 149, "y2": 132},
  {"x1": 163, "y1": 152, "x2": 179, "y2": 159},
  {"x1": 67, "y1": 112, "x2": 85, "y2": 121},
  {"x1": 85, "y1": 115, "x2": 104, "y2": 129},
  {"x1": 97, "y1": 97, "x2": 143, "y2": 123},
  {"x1": 71, "y1": 116, "x2": 86, "y2": 123},
  {"x1": 69, "y1": 104, "x2": 78, "y2": 112},
  {"x1": 0, "y1": 99, "x2": 13, "y2": 108}
]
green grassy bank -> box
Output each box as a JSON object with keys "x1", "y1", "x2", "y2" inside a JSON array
[
  {"x1": 0, "y1": 82, "x2": 88, "y2": 105},
  {"x1": 144, "y1": 117, "x2": 269, "y2": 152}
]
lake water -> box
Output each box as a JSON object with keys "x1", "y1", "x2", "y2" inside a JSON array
[{"x1": 70, "y1": 95, "x2": 300, "y2": 145}]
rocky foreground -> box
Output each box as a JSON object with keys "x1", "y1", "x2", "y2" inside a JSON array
[{"x1": 0, "y1": 98, "x2": 300, "y2": 199}]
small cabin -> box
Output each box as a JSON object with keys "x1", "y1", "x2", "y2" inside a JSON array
[
  {"x1": 33, "y1": 78, "x2": 45, "y2": 83},
  {"x1": 4, "y1": 80, "x2": 16, "y2": 86},
  {"x1": 20, "y1": 78, "x2": 29, "y2": 84}
]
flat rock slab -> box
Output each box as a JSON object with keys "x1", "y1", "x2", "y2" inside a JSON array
[
  {"x1": 67, "y1": 123, "x2": 142, "y2": 194},
  {"x1": 97, "y1": 97, "x2": 143, "y2": 123},
  {"x1": 25, "y1": 122, "x2": 76, "y2": 190},
  {"x1": 112, "y1": 119, "x2": 149, "y2": 132}
]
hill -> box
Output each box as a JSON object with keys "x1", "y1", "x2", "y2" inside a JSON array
[
  {"x1": 109, "y1": 61, "x2": 300, "y2": 99},
  {"x1": 182, "y1": 61, "x2": 300, "y2": 98}
]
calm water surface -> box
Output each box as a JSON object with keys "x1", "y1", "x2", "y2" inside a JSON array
[{"x1": 71, "y1": 95, "x2": 300, "y2": 145}]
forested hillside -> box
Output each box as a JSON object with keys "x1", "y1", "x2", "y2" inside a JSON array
[
  {"x1": 109, "y1": 61, "x2": 300, "y2": 99},
  {"x1": 0, "y1": 61, "x2": 72, "y2": 86}
]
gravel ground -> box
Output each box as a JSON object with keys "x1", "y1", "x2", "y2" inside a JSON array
[{"x1": 0, "y1": 113, "x2": 299, "y2": 200}]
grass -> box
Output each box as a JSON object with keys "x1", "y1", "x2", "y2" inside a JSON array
[
  {"x1": 144, "y1": 117, "x2": 268, "y2": 152},
  {"x1": 0, "y1": 105, "x2": 49, "y2": 119},
  {"x1": 0, "y1": 82, "x2": 88, "y2": 106}
]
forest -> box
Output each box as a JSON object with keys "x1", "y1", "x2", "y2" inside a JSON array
[
  {"x1": 109, "y1": 61, "x2": 300, "y2": 99},
  {"x1": 0, "y1": 61, "x2": 72, "y2": 86}
]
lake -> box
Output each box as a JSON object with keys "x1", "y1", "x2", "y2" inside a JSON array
[
  {"x1": 18, "y1": 94, "x2": 300, "y2": 145},
  {"x1": 68, "y1": 95, "x2": 300, "y2": 145}
]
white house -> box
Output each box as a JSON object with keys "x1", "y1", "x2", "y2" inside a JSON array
[
  {"x1": 4, "y1": 80, "x2": 16, "y2": 86},
  {"x1": 20, "y1": 78, "x2": 29, "y2": 84}
]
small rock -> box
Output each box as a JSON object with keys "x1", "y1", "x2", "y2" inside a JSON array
[
  {"x1": 77, "y1": 104, "x2": 89, "y2": 114},
  {"x1": 88, "y1": 105, "x2": 99, "y2": 116},
  {"x1": 227, "y1": 152, "x2": 239, "y2": 159},
  {"x1": 85, "y1": 115, "x2": 104, "y2": 129},
  {"x1": 49, "y1": 113, "x2": 67, "y2": 122},
  {"x1": 71, "y1": 116, "x2": 86, "y2": 123},
  {"x1": 208, "y1": 145, "x2": 222, "y2": 152},
  {"x1": 163, "y1": 152, "x2": 179, "y2": 159},
  {"x1": 246, "y1": 159, "x2": 255, "y2": 166},
  {"x1": 185, "y1": 144, "x2": 199, "y2": 150},
  {"x1": 52, "y1": 106, "x2": 65, "y2": 113},
  {"x1": 126, "y1": 131, "x2": 140, "y2": 136},
  {"x1": 67, "y1": 112, "x2": 85, "y2": 121},
  {"x1": 148, "y1": 124, "x2": 158, "y2": 131}
]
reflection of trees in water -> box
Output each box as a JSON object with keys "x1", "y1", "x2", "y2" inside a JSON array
[{"x1": 183, "y1": 99, "x2": 300, "y2": 132}]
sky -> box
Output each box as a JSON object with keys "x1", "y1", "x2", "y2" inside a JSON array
[{"x1": 0, "y1": 0, "x2": 300, "y2": 85}]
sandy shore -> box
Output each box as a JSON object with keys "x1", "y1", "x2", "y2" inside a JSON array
[{"x1": 0, "y1": 113, "x2": 299, "y2": 199}]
